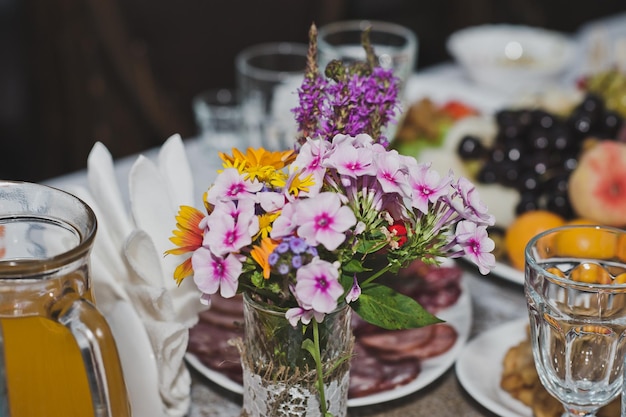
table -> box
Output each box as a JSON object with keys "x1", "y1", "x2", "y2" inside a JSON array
[{"x1": 39, "y1": 12, "x2": 626, "y2": 414}]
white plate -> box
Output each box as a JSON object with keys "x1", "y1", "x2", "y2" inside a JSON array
[
  {"x1": 491, "y1": 261, "x2": 524, "y2": 285},
  {"x1": 186, "y1": 273, "x2": 473, "y2": 408},
  {"x1": 455, "y1": 317, "x2": 531, "y2": 417}
]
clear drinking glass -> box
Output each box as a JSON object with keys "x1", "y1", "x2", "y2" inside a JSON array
[
  {"x1": 525, "y1": 225, "x2": 626, "y2": 417},
  {"x1": 235, "y1": 42, "x2": 307, "y2": 151}
]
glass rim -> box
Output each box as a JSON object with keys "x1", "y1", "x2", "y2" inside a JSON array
[
  {"x1": 525, "y1": 224, "x2": 626, "y2": 289},
  {"x1": 243, "y1": 292, "x2": 349, "y2": 316},
  {"x1": 0, "y1": 181, "x2": 97, "y2": 278},
  {"x1": 235, "y1": 42, "x2": 308, "y2": 83},
  {"x1": 317, "y1": 19, "x2": 417, "y2": 50}
]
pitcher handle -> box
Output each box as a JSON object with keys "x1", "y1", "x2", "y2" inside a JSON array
[{"x1": 57, "y1": 297, "x2": 127, "y2": 417}]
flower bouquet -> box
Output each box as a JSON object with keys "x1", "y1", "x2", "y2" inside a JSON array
[{"x1": 168, "y1": 24, "x2": 495, "y2": 417}]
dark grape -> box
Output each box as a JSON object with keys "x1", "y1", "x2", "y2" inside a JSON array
[
  {"x1": 457, "y1": 135, "x2": 486, "y2": 159},
  {"x1": 545, "y1": 191, "x2": 575, "y2": 219},
  {"x1": 477, "y1": 163, "x2": 498, "y2": 184},
  {"x1": 462, "y1": 92, "x2": 616, "y2": 222},
  {"x1": 599, "y1": 110, "x2": 623, "y2": 138},
  {"x1": 516, "y1": 192, "x2": 541, "y2": 215}
]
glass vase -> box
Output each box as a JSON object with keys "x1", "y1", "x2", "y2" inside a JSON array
[{"x1": 240, "y1": 293, "x2": 352, "y2": 417}]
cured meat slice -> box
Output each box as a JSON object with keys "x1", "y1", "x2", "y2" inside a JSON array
[
  {"x1": 198, "y1": 308, "x2": 242, "y2": 329},
  {"x1": 357, "y1": 326, "x2": 435, "y2": 353},
  {"x1": 348, "y1": 344, "x2": 421, "y2": 398},
  {"x1": 376, "y1": 323, "x2": 458, "y2": 361}
]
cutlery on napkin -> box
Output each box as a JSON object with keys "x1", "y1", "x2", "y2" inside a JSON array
[{"x1": 67, "y1": 134, "x2": 206, "y2": 417}]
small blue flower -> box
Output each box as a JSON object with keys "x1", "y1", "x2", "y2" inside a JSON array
[
  {"x1": 289, "y1": 237, "x2": 308, "y2": 254},
  {"x1": 268, "y1": 252, "x2": 279, "y2": 266},
  {"x1": 276, "y1": 242, "x2": 290, "y2": 254}
]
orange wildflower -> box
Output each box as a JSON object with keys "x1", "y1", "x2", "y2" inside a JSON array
[
  {"x1": 165, "y1": 205, "x2": 206, "y2": 284},
  {"x1": 250, "y1": 237, "x2": 280, "y2": 279}
]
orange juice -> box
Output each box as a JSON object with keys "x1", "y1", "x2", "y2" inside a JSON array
[{"x1": 2, "y1": 315, "x2": 131, "y2": 417}]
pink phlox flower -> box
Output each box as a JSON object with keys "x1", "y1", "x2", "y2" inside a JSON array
[
  {"x1": 206, "y1": 167, "x2": 263, "y2": 204},
  {"x1": 330, "y1": 133, "x2": 374, "y2": 149},
  {"x1": 374, "y1": 151, "x2": 411, "y2": 197},
  {"x1": 407, "y1": 162, "x2": 452, "y2": 214},
  {"x1": 291, "y1": 138, "x2": 330, "y2": 195},
  {"x1": 191, "y1": 246, "x2": 242, "y2": 298},
  {"x1": 455, "y1": 220, "x2": 496, "y2": 275},
  {"x1": 451, "y1": 177, "x2": 495, "y2": 226},
  {"x1": 213, "y1": 198, "x2": 256, "y2": 226},
  {"x1": 325, "y1": 142, "x2": 377, "y2": 179},
  {"x1": 345, "y1": 274, "x2": 361, "y2": 303},
  {"x1": 295, "y1": 192, "x2": 357, "y2": 251},
  {"x1": 257, "y1": 191, "x2": 285, "y2": 213},
  {"x1": 293, "y1": 258, "x2": 344, "y2": 314},
  {"x1": 285, "y1": 283, "x2": 327, "y2": 327},
  {"x1": 285, "y1": 306, "x2": 326, "y2": 327},
  {"x1": 270, "y1": 201, "x2": 298, "y2": 239},
  {"x1": 204, "y1": 210, "x2": 257, "y2": 256}
]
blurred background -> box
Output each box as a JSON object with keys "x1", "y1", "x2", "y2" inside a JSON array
[{"x1": 1, "y1": 0, "x2": 624, "y2": 182}]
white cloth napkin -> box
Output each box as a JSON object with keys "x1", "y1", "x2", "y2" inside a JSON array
[{"x1": 67, "y1": 134, "x2": 206, "y2": 417}]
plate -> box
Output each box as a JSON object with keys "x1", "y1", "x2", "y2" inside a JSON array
[
  {"x1": 491, "y1": 260, "x2": 524, "y2": 285},
  {"x1": 455, "y1": 317, "x2": 531, "y2": 417},
  {"x1": 186, "y1": 272, "x2": 473, "y2": 408}
]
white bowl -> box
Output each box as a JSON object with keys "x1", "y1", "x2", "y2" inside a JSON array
[{"x1": 447, "y1": 24, "x2": 578, "y2": 95}]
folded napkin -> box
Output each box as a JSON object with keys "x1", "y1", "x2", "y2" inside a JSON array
[{"x1": 67, "y1": 134, "x2": 206, "y2": 417}]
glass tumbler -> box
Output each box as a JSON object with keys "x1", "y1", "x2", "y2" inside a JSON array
[
  {"x1": 525, "y1": 224, "x2": 626, "y2": 417},
  {"x1": 235, "y1": 42, "x2": 307, "y2": 151},
  {"x1": 0, "y1": 181, "x2": 131, "y2": 417}
]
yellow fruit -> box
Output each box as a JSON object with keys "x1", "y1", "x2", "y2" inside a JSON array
[
  {"x1": 553, "y1": 219, "x2": 618, "y2": 260},
  {"x1": 570, "y1": 262, "x2": 612, "y2": 284},
  {"x1": 505, "y1": 210, "x2": 566, "y2": 271},
  {"x1": 613, "y1": 272, "x2": 626, "y2": 284}
]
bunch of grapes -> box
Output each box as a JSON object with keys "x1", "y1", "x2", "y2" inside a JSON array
[{"x1": 457, "y1": 93, "x2": 624, "y2": 219}]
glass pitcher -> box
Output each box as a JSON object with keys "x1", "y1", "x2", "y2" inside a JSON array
[{"x1": 0, "y1": 181, "x2": 131, "y2": 417}]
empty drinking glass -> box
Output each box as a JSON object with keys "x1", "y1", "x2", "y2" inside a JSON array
[{"x1": 525, "y1": 225, "x2": 626, "y2": 417}]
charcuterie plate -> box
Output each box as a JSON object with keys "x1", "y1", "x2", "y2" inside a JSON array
[{"x1": 185, "y1": 272, "x2": 472, "y2": 407}]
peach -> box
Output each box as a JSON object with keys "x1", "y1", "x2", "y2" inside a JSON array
[{"x1": 568, "y1": 140, "x2": 626, "y2": 227}]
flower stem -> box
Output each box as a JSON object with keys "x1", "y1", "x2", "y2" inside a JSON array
[
  {"x1": 312, "y1": 319, "x2": 332, "y2": 417},
  {"x1": 361, "y1": 263, "x2": 392, "y2": 286}
]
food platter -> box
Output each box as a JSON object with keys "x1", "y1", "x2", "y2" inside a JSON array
[
  {"x1": 455, "y1": 318, "x2": 531, "y2": 417},
  {"x1": 185, "y1": 272, "x2": 472, "y2": 408}
]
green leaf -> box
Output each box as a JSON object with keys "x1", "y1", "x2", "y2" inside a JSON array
[
  {"x1": 341, "y1": 258, "x2": 368, "y2": 274},
  {"x1": 351, "y1": 283, "x2": 443, "y2": 330},
  {"x1": 301, "y1": 338, "x2": 319, "y2": 361}
]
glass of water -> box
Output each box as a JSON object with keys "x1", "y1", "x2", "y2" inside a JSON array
[{"x1": 525, "y1": 225, "x2": 626, "y2": 417}]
